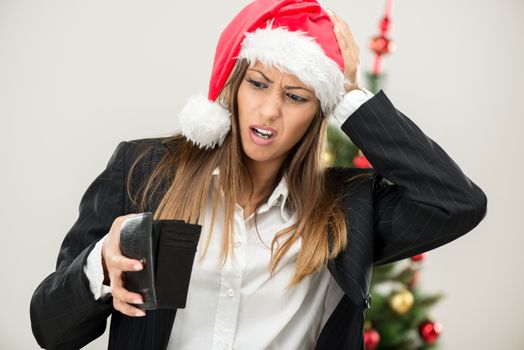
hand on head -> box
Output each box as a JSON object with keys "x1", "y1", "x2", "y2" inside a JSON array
[{"x1": 326, "y1": 8, "x2": 362, "y2": 92}]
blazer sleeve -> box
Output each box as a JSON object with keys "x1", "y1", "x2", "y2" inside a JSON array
[
  {"x1": 30, "y1": 141, "x2": 127, "y2": 349},
  {"x1": 340, "y1": 90, "x2": 488, "y2": 266}
]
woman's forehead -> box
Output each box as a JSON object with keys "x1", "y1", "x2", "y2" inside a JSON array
[{"x1": 248, "y1": 61, "x2": 312, "y2": 89}]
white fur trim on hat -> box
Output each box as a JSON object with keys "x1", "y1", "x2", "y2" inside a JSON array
[
  {"x1": 177, "y1": 93, "x2": 231, "y2": 149},
  {"x1": 237, "y1": 21, "x2": 346, "y2": 118}
]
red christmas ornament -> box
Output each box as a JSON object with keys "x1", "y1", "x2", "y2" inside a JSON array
[
  {"x1": 364, "y1": 328, "x2": 381, "y2": 350},
  {"x1": 411, "y1": 253, "x2": 427, "y2": 262},
  {"x1": 369, "y1": 0, "x2": 397, "y2": 75},
  {"x1": 418, "y1": 320, "x2": 442, "y2": 344},
  {"x1": 379, "y1": 15, "x2": 392, "y2": 32},
  {"x1": 353, "y1": 151, "x2": 372, "y2": 168},
  {"x1": 369, "y1": 36, "x2": 395, "y2": 55}
]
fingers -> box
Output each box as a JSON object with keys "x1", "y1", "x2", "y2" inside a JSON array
[
  {"x1": 107, "y1": 260, "x2": 146, "y2": 317},
  {"x1": 327, "y1": 10, "x2": 358, "y2": 53},
  {"x1": 112, "y1": 278, "x2": 144, "y2": 307},
  {"x1": 103, "y1": 213, "x2": 147, "y2": 317},
  {"x1": 108, "y1": 254, "x2": 145, "y2": 317},
  {"x1": 104, "y1": 214, "x2": 144, "y2": 272},
  {"x1": 109, "y1": 253, "x2": 144, "y2": 272},
  {"x1": 325, "y1": 8, "x2": 361, "y2": 91},
  {"x1": 326, "y1": 8, "x2": 352, "y2": 38},
  {"x1": 111, "y1": 273, "x2": 145, "y2": 315},
  {"x1": 103, "y1": 231, "x2": 144, "y2": 276},
  {"x1": 113, "y1": 296, "x2": 146, "y2": 317}
]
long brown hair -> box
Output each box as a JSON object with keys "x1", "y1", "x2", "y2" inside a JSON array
[{"x1": 128, "y1": 59, "x2": 356, "y2": 292}]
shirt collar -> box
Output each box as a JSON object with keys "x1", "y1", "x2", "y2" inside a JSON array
[{"x1": 212, "y1": 166, "x2": 291, "y2": 221}]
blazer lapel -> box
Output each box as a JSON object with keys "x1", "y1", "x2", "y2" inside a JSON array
[{"x1": 326, "y1": 167, "x2": 375, "y2": 310}]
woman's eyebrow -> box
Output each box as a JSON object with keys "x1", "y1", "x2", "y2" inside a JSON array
[{"x1": 248, "y1": 68, "x2": 313, "y2": 93}]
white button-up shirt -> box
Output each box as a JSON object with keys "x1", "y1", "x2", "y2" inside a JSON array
[
  {"x1": 168, "y1": 167, "x2": 345, "y2": 349},
  {"x1": 84, "y1": 88, "x2": 373, "y2": 349}
]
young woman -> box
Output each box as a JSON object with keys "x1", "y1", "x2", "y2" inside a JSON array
[{"x1": 30, "y1": 1, "x2": 487, "y2": 349}]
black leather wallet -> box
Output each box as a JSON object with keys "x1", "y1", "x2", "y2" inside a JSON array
[{"x1": 119, "y1": 212, "x2": 202, "y2": 310}]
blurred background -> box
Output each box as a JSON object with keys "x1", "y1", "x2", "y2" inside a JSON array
[{"x1": 1, "y1": 0, "x2": 522, "y2": 348}]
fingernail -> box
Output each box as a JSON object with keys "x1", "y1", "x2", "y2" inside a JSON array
[
  {"x1": 133, "y1": 299, "x2": 143, "y2": 304},
  {"x1": 334, "y1": 25, "x2": 340, "y2": 32},
  {"x1": 134, "y1": 264, "x2": 142, "y2": 271},
  {"x1": 135, "y1": 310, "x2": 146, "y2": 317},
  {"x1": 326, "y1": 8, "x2": 334, "y2": 16}
]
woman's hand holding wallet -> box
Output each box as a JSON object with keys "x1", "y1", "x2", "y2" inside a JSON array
[{"x1": 101, "y1": 213, "x2": 147, "y2": 317}]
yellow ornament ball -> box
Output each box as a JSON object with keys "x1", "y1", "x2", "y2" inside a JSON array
[
  {"x1": 389, "y1": 288, "x2": 414, "y2": 315},
  {"x1": 323, "y1": 149, "x2": 335, "y2": 166}
]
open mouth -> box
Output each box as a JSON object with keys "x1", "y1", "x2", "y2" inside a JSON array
[
  {"x1": 249, "y1": 126, "x2": 277, "y2": 145},
  {"x1": 251, "y1": 127, "x2": 274, "y2": 139}
]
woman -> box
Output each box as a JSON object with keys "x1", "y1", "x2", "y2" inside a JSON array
[{"x1": 30, "y1": 1, "x2": 487, "y2": 349}]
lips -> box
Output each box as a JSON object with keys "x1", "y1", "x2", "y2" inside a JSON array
[
  {"x1": 249, "y1": 125, "x2": 278, "y2": 137},
  {"x1": 248, "y1": 125, "x2": 277, "y2": 146}
]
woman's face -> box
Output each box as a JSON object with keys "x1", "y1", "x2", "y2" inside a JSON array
[{"x1": 237, "y1": 61, "x2": 320, "y2": 169}]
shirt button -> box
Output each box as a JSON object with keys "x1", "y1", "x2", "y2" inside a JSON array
[
  {"x1": 227, "y1": 288, "x2": 235, "y2": 297},
  {"x1": 234, "y1": 241, "x2": 241, "y2": 248}
]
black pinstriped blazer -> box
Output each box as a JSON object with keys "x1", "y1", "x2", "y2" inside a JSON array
[{"x1": 30, "y1": 89, "x2": 487, "y2": 350}]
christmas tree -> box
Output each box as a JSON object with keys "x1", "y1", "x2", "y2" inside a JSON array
[{"x1": 325, "y1": 2, "x2": 445, "y2": 348}]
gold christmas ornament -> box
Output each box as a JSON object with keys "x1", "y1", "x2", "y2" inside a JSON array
[
  {"x1": 323, "y1": 149, "x2": 335, "y2": 166},
  {"x1": 389, "y1": 288, "x2": 414, "y2": 315}
]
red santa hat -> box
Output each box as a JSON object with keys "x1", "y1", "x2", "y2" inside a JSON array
[{"x1": 178, "y1": 0, "x2": 347, "y2": 149}]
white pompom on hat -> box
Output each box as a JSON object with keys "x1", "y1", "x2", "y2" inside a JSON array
[{"x1": 177, "y1": 0, "x2": 347, "y2": 150}]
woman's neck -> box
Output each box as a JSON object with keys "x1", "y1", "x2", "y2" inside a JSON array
[{"x1": 243, "y1": 157, "x2": 283, "y2": 202}]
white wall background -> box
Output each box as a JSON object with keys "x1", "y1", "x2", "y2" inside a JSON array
[{"x1": 1, "y1": 0, "x2": 522, "y2": 348}]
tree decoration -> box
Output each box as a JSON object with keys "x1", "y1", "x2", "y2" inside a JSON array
[
  {"x1": 418, "y1": 320, "x2": 442, "y2": 345},
  {"x1": 389, "y1": 288, "x2": 414, "y2": 315},
  {"x1": 327, "y1": 1, "x2": 448, "y2": 348},
  {"x1": 366, "y1": 0, "x2": 397, "y2": 92},
  {"x1": 411, "y1": 253, "x2": 427, "y2": 262},
  {"x1": 364, "y1": 328, "x2": 381, "y2": 350},
  {"x1": 352, "y1": 150, "x2": 372, "y2": 168}
]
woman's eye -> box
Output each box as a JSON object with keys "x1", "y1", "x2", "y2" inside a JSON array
[
  {"x1": 248, "y1": 79, "x2": 266, "y2": 89},
  {"x1": 287, "y1": 93, "x2": 307, "y2": 102},
  {"x1": 247, "y1": 78, "x2": 307, "y2": 103}
]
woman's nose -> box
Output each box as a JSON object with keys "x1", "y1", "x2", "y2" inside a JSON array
[{"x1": 259, "y1": 93, "x2": 282, "y2": 121}]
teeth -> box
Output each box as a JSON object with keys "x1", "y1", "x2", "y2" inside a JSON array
[
  {"x1": 254, "y1": 127, "x2": 273, "y2": 136},
  {"x1": 254, "y1": 128, "x2": 270, "y2": 139}
]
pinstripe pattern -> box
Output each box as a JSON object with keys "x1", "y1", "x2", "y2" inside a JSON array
[
  {"x1": 316, "y1": 90, "x2": 487, "y2": 349},
  {"x1": 30, "y1": 89, "x2": 487, "y2": 349}
]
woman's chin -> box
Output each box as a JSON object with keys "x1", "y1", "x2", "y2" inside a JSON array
[
  {"x1": 240, "y1": 135, "x2": 287, "y2": 164},
  {"x1": 244, "y1": 148, "x2": 273, "y2": 162}
]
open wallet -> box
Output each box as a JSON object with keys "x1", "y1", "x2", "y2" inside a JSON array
[{"x1": 119, "y1": 212, "x2": 202, "y2": 310}]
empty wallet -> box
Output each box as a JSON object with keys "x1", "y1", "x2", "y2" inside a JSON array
[{"x1": 119, "y1": 212, "x2": 202, "y2": 310}]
